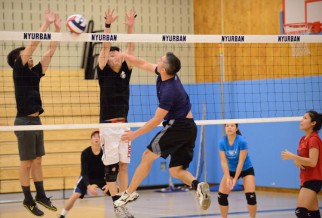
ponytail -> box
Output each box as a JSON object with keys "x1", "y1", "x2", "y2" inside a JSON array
[{"x1": 235, "y1": 124, "x2": 242, "y2": 135}]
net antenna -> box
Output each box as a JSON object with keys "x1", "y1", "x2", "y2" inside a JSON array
[
  {"x1": 195, "y1": 103, "x2": 207, "y2": 182},
  {"x1": 283, "y1": 0, "x2": 322, "y2": 56}
]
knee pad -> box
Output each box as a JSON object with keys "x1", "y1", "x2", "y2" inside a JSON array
[
  {"x1": 295, "y1": 207, "x2": 309, "y2": 218},
  {"x1": 245, "y1": 192, "x2": 257, "y2": 205},
  {"x1": 105, "y1": 163, "x2": 119, "y2": 182},
  {"x1": 218, "y1": 192, "x2": 229, "y2": 206},
  {"x1": 308, "y1": 210, "x2": 321, "y2": 218}
]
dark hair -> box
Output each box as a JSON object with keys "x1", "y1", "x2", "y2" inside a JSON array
[
  {"x1": 7, "y1": 47, "x2": 25, "y2": 68},
  {"x1": 110, "y1": 46, "x2": 120, "y2": 52},
  {"x1": 164, "y1": 52, "x2": 181, "y2": 75},
  {"x1": 306, "y1": 110, "x2": 322, "y2": 132},
  {"x1": 225, "y1": 123, "x2": 242, "y2": 135},
  {"x1": 91, "y1": 130, "x2": 99, "y2": 138},
  {"x1": 235, "y1": 123, "x2": 242, "y2": 135}
]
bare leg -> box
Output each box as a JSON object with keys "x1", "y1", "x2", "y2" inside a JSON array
[
  {"x1": 218, "y1": 176, "x2": 231, "y2": 218},
  {"x1": 297, "y1": 187, "x2": 318, "y2": 211},
  {"x1": 63, "y1": 192, "x2": 81, "y2": 211},
  {"x1": 20, "y1": 160, "x2": 32, "y2": 186},
  {"x1": 169, "y1": 166, "x2": 195, "y2": 185},
  {"x1": 30, "y1": 157, "x2": 43, "y2": 182},
  {"x1": 118, "y1": 162, "x2": 128, "y2": 193},
  {"x1": 127, "y1": 150, "x2": 159, "y2": 193},
  {"x1": 243, "y1": 175, "x2": 257, "y2": 218}
]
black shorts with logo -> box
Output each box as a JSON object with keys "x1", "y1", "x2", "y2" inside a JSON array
[{"x1": 147, "y1": 118, "x2": 197, "y2": 169}]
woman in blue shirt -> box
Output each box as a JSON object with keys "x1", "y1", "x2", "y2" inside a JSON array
[{"x1": 218, "y1": 123, "x2": 257, "y2": 218}]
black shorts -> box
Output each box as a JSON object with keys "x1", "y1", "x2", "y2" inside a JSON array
[
  {"x1": 229, "y1": 167, "x2": 255, "y2": 179},
  {"x1": 147, "y1": 118, "x2": 197, "y2": 169},
  {"x1": 74, "y1": 177, "x2": 107, "y2": 199},
  {"x1": 14, "y1": 116, "x2": 45, "y2": 161},
  {"x1": 301, "y1": 180, "x2": 322, "y2": 194}
]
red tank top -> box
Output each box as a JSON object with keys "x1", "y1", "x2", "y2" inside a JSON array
[{"x1": 298, "y1": 131, "x2": 322, "y2": 185}]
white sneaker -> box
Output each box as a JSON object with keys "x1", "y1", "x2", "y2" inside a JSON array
[
  {"x1": 114, "y1": 206, "x2": 128, "y2": 218},
  {"x1": 114, "y1": 191, "x2": 139, "y2": 207},
  {"x1": 196, "y1": 182, "x2": 211, "y2": 210},
  {"x1": 127, "y1": 191, "x2": 139, "y2": 203},
  {"x1": 121, "y1": 205, "x2": 134, "y2": 218}
]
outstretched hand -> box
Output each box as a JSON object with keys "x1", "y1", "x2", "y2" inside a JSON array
[
  {"x1": 44, "y1": 9, "x2": 55, "y2": 25},
  {"x1": 121, "y1": 130, "x2": 136, "y2": 142},
  {"x1": 54, "y1": 13, "x2": 61, "y2": 32},
  {"x1": 125, "y1": 8, "x2": 136, "y2": 27},
  {"x1": 105, "y1": 8, "x2": 118, "y2": 25}
]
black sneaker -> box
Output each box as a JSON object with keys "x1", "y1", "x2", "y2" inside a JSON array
[
  {"x1": 58, "y1": 215, "x2": 65, "y2": 218},
  {"x1": 35, "y1": 196, "x2": 57, "y2": 211},
  {"x1": 23, "y1": 201, "x2": 44, "y2": 216}
]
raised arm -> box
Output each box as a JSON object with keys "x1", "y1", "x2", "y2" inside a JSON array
[
  {"x1": 41, "y1": 13, "x2": 61, "y2": 73},
  {"x1": 20, "y1": 10, "x2": 55, "y2": 65},
  {"x1": 122, "y1": 52, "x2": 157, "y2": 73},
  {"x1": 125, "y1": 8, "x2": 136, "y2": 68},
  {"x1": 98, "y1": 9, "x2": 118, "y2": 70}
]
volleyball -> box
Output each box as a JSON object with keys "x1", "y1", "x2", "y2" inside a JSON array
[{"x1": 66, "y1": 14, "x2": 87, "y2": 34}]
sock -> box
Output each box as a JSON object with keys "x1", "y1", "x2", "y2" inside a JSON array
[
  {"x1": 61, "y1": 209, "x2": 68, "y2": 216},
  {"x1": 21, "y1": 186, "x2": 34, "y2": 204},
  {"x1": 191, "y1": 180, "x2": 199, "y2": 191},
  {"x1": 34, "y1": 181, "x2": 46, "y2": 198},
  {"x1": 112, "y1": 195, "x2": 121, "y2": 202}
]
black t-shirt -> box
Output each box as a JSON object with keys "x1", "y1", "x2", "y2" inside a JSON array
[
  {"x1": 97, "y1": 61, "x2": 132, "y2": 121},
  {"x1": 13, "y1": 57, "x2": 44, "y2": 117},
  {"x1": 80, "y1": 146, "x2": 105, "y2": 186}
]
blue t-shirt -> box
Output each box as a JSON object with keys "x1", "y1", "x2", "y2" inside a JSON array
[
  {"x1": 218, "y1": 135, "x2": 253, "y2": 172},
  {"x1": 155, "y1": 68, "x2": 191, "y2": 122}
]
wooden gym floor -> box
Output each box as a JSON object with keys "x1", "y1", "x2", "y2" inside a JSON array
[{"x1": 1, "y1": 189, "x2": 321, "y2": 218}]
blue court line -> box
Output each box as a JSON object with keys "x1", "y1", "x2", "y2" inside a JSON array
[{"x1": 157, "y1": 207, "x2": 322, "y2": 218}]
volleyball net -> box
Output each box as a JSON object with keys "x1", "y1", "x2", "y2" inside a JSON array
[{"x1": 0, "y1": 32, "x2": 322, "y2": 131}]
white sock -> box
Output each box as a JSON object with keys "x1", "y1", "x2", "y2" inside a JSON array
[{"x1": 61, "y1": 209, "x2": 68, "y2": 216}]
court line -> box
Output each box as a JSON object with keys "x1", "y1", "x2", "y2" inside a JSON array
[{"x1": 157, "y1": 207, "x2": 322, "y2": 218}]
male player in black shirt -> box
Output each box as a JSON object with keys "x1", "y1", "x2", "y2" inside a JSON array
[
  {"x1": 6, "y1": 10, "x2": 61, "y2": 217},
  {"x1": 97, "y1": 8, "x2": 138, "y2": 218},
  {"x1": 59, "y1": 130, "x2": 108, "y2": 218}
]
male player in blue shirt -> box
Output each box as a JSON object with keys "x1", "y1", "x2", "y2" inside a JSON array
[{"x1": 113, "y1": 52, "x2": 211, "y2": 211}]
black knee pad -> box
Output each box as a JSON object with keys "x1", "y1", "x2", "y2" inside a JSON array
[
  {"x1": 308, "y1": 210, "x2": 321, "y2": 218},
  {"x1": 105, "y1": 163, "x2": 119, "y2": 182},
  {"x1": 295, "y1": 207, "x2": 309, "y2": 218},
  {"x1": 245, "y1": 192, "x2": 257, "y2": 205},
  {"x1": 218, "y1": 192, "x2": 229, "y2": 206}
]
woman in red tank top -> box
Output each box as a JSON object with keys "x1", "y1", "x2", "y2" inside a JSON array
[{"x1": 281, "y1": 110, "x2": 322, "y2": 218}]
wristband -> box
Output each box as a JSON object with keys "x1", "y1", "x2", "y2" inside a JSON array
[{"x1": 105, "y1": 23, "x2": 111, "y2": 28}]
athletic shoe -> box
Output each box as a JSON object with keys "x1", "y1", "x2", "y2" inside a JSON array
[
  {"x1": 23, "y1": 201, "x2": 44, "y2": 217},
  {"x1": 114, "y1": 191, "x2": 139, "y2": 207},
  {"x1": 35, "y1": 196, "x2": 57, "y2": 211},
  {"x1": 58, "y1": 215, "x2": 65, "y2": 218},
  {"x1": 196, "y1": 182, "x2": 211, "y2": 210},
  {"x1": 121, "y1": 205, "x2": 135, "y2": 218},
  {"x1": 127, "y1": 191, "x2": 139, "y2": 203},
  {"x1": 114, "y1": 206, "x2": 128, "y2": 218}
]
